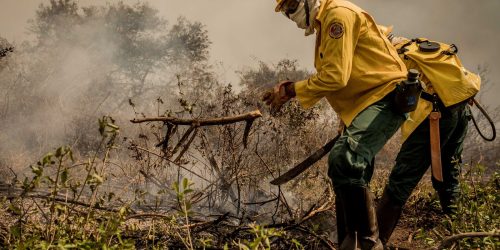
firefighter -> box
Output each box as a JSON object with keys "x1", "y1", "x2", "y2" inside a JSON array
[
  {"x1": 263, "y1": 0, "x2": 409, "y2": 249},
  {"x1": 376, "y1": 26, "x2": 481, "y2": 245}
]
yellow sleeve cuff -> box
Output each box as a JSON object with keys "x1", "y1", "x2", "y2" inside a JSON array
[{"x1": 294, "y1": 79, "x2": 323, "y2": 109}]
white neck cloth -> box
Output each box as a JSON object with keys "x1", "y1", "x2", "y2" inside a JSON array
[{"x1": 287, "y1": 0, "x2": 321, "y2": 36}]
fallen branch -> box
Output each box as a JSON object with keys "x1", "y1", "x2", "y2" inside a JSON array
[
  {"x1": 126, "y1": 213, "x2": 172, "y2": 221},
  {"x1": 243, "y1": 197, "x2": 279, "y2": 206},
  {"x1": 436, "y1": 231, "x2": 500, "y2": 249},
  {"x1": 5, "y1": 194, "x2": 120, "y2": 213},
  {"x1": 291, "y1": 225, "x2": 336, "y2": 250},
  {"x1": 191, "y1": 212, "x2": 230, "y2": 233},
  {"x1": 130, "y1": 110, "x2": 262, "y2": 126}
]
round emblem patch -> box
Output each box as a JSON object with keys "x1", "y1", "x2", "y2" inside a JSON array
[{"x1": 329, "y1": 22, "x2": 344, "y2": 39}]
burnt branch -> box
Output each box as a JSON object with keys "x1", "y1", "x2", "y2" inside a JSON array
[
  {"x1": 131, "y1": 110, "x2": 262, "y2": 126},
  {"x1": 174, "y1": 127, "x2": 198, "y2": 164},
  {"x1": 0, "y1": 47, "x2": 14, "y2": 58},
  {"x1": 171, "y1": 125, "x2": 196, "y2": 156}
]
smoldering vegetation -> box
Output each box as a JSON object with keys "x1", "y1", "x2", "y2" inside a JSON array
[{"x1": 0, "y1": 1, "x2": 498, "y2": 249}]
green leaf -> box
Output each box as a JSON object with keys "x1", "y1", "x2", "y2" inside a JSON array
[
  {"x1": 91, "y1": 174, "x2": 104, "y2": 184},
  {"x1": 30, "y1": 165, "x2": 43, "y2": 177},
  {"x1": 8, "y1": 204, "x2": 22, "y2": 215},
  {"x1": 55, "y1": 146, "x2": 63, "y2": 157},
  {"x1": 42, "y1": 153, "x2": 53, "y2": 165},
  {"x1": 107, "y1": 123, "x2": 119, "y2": 130},
  {"x1": 99, "y1": 117, "x2": 106, "y2": 136},
  {"x1": 46, "y1": 176, "x2": 56, "y2": 184},
  {"x1": 173, "y1": 182, "x2": 179, "y2": 193},
  {"x1": 61, "y1": 168, "x2": 68, "y2": 185},
  {"x1": 119, "y1": 206, "x2": 127, "y2": 216},
  {"x1": 68, "y1": 150, "x2": 74, "y2": 162},
  {"x1": 10, "y1": 224, "x2": 21, "y2": 237}
]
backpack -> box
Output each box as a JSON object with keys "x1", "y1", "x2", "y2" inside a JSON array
[{"x1": 394, "y1": 38, "x2": 480, "y2": 107}]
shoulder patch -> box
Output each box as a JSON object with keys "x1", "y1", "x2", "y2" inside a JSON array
[{"x1": 329, "y1": 22, "x2": 344, "y2": 39}]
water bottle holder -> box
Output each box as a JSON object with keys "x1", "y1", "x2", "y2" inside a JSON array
[{"x1": 393, "y1": 84, "x2": 422, "y2": 114}]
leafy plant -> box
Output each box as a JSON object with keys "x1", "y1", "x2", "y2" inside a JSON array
[
  {"x1": 415, "y1": 163, "x2": 500, "y2": 249},
  {"x1": 235, "y1": 223, "x2": 284, "y2": 250}
]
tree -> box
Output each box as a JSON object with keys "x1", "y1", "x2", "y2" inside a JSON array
[{"x1": 0, "y1": 0, "x2": 214, "y2": 159}]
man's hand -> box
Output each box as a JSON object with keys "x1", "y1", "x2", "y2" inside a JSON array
[{"x1": 262, "y1": 81, "x2": 296, "y2": 114}]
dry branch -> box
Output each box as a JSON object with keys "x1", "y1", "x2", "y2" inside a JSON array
[
  {"x1": 132, "y1": 145, "x2": 210, "y2": 182},
  {"x1": 292, "y1": 225, "x2": 336, "y2": 250},
  {"x1": 126, "y1": 213, "x2": 171, "y2": 221},
  {"x1": 4, "y1": 194, "x2": 120, "y2": 212},
  {"x1": 436, "y1": 231, "x2": 500, "y2": 249},
  {"x1": 131, "y1": 110, "x2": 262, "y2": 126}
]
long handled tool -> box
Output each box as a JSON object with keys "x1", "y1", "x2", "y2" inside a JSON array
[{"x1": 270, "y1": 133, "x2": 341, "y2": 185}]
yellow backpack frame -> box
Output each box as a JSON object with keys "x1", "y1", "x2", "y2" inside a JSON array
[{"x1": 395, "y1": 38, "x2": 480, "y2": 107}]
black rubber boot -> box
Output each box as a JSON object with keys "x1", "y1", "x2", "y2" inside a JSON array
[
  {"x1": 376, "y1": 189, "x2": 403, "y2": 245},
  {"x1": 336, "y1": 196, "x2": 347, "y2": 245},
  {"x1": 336, "y1": 186, "x2": 383, "y2": 250},
  {"x1": 437, "y1": 189, "x2": 458, "y2": 215}
]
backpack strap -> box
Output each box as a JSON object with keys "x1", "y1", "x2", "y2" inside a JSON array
[
  {"x1": 397, "y1": 40, "x2": 414, "y2": 54},
  {"x1": 441, "y1": 44, "x2": 458, "y2": 55},
  {"x1": 421, "y1": 92, "x2": 441, "y2": 112}
]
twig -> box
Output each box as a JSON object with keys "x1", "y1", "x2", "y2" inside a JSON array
[
  {"x1": 243, "y1": 197, "x2": 279, "y2": 206},
  {"x1": 290, "y1": 225, "x2": 336, "y2": 250},
  {"x1": 191, "y1": 212, "x2": 230, "y2": 233},
  {"x1": 171, "y1": 125, "x2": 196, "y2": 155},
  {"x1": 139, "y1": 170, "x2": 169, "y2": 190},
  {"x1": 299, "y1": 201, "x2": 333, "y2": 223},
  {"x1": 131, "y1": 145, "x2": 210, "y2": 183},
  {"x1": 436, "y1": 231, "x2": 500, "y2": 249},
  {"x1": 5, "y1": 194, "x2": 119, "y2": 212},
  {"x1": 131, "y1": 110, "x2": 262, "y2": 126},
  {"x1": 126, "y1": 213, "x2": 171, "y2": 221},
  {"x1": 243, "y1": 119, "x2": 254, "y2": 148},
  {"x1": 174, "y1": 128, "x2": 199, "y2": 164}
]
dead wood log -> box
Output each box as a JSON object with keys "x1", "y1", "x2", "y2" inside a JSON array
[
  {"x1": 132, "y1": 110, "x2": 261, "y2": 150},
  {"x1": 130, "y1": 110, "x2": 262, "y2": 126},
  {"x1": 436, "y1": 231, "x2": 500, "y2": 249}
]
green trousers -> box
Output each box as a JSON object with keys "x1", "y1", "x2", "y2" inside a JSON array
[
  {"x1": 328, "y1": 95, "x2": 406, "y2": 188},
  {"x1": 385, "y1": 102, "x2": 470, "y2": 212}
]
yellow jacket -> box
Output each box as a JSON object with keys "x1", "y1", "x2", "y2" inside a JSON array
[
  {"x1": 394, "y1": 38, "x2": 481, "y2": 140},
  {"x1": 294, "y1": 0, "x2": 407, "y2": 126}
]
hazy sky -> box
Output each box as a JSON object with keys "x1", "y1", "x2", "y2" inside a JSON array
[{"x1": 1, "y1": 0, "x2": 499, "y2": 107}]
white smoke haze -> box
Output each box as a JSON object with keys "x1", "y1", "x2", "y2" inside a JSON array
[{"x1": 0, "y1": 2, "x2": 172, "y2": 171}]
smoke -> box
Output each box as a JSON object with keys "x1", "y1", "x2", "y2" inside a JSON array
[
  {"x1": 0, "y1": 22, "x2": 115, "y2": 169},
  {"x1": 0, "y1": 2, "x2": 179, "y2": 171}
]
